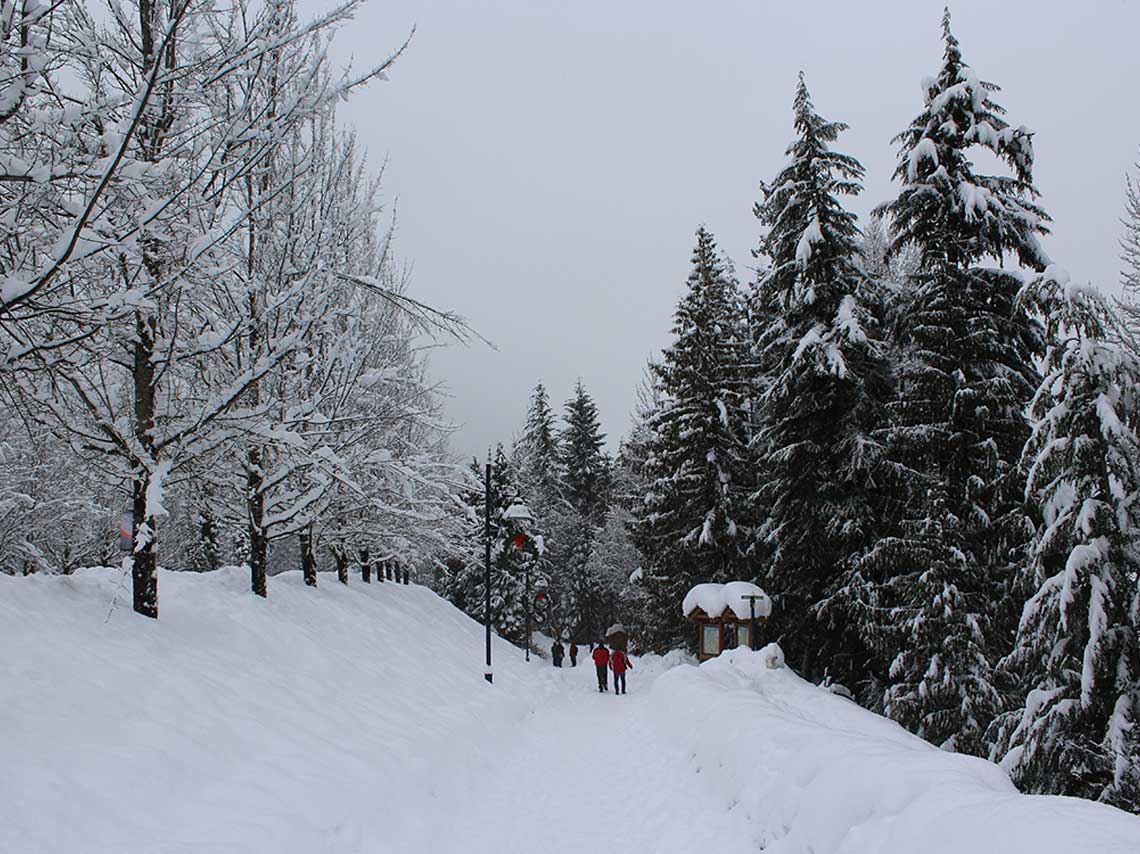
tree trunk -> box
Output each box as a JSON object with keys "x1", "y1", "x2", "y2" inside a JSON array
[
  {"x1": 197, "y1": 505, "x2": 219, "y2": 572},
  {"x1": 300, "y1": 527, "x2": 317, "y2": 587},
  {"x1": 359, "y1": 547, "x2": 371, "y2": 583},
  {"x1": 131, "y1": 310, "x2": 159, "y2": 619},
  {"x1": 131, "y1": 477, "x2": 158, "y2": 618},
  {"x1": 333, "y1": 545, "x2": 348, "y2": 585},
  {"x1": 247, "y1": 455, "x2": 267, "y2": 597}
]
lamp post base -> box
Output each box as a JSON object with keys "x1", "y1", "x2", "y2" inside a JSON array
[{"x1": 484, "y1": 670, "x2": 493, "y2": 684}]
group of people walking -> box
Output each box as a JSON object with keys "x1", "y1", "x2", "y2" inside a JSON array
[{"x1": 549, "y1": 638, "x2": 631, "y2": 694}]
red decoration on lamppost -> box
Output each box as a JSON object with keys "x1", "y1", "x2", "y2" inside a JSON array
[{"x1": 514, "y1": 533, "x2": 526, "y2": 551}]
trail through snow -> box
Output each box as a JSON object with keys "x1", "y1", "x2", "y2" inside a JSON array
[{"x1": 420, "y1": 664, "x2": 755, "y2": 853}]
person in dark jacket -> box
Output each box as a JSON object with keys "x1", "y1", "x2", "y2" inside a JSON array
[
  {"x1": 568, "y1": 642, "x2": 578, "y2": 667},
  {"x1": 592, "y1": 642, "x2": 609, "y2": 692},
  {"x1": 551, "y1": 640, "x2": 565, "y2": 667},
  {"x1": 609, "y1": 648, "x2": 632, "y2": 695}
]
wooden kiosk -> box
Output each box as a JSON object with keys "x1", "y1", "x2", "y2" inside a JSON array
[
  {"x1": 683, "y1": 582, "x2": 772, "y2": 661},
  {"x1": 605, "y1": 623, "x2": 628, "y2": 653}
]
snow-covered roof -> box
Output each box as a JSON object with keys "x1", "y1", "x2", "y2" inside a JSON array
[
  {"x1": 682, "y1": 582, "x2": 772, "y2": 621},
  {"x1": 502, "y1": 503, "x2": 534, "y2": 522}
]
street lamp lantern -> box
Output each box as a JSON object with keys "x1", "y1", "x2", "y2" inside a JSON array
[{"x1": 503, "y1": 503, "x2": 534, "y2": 524}]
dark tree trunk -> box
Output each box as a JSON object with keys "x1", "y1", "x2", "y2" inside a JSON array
[
  {"x1": 131, "y1": 310, "x2": 159, "y2": 619},
  {"x1": 359, "y1": 547, "x2": 371, "y2": 583},
  {"x1": 333, "y1": 545, "x2": 348, "y2": 585},
  {"x1": 247, "y1": 456, "x2": 267, "y2": 597},
  {"x1": 197, "y1": 506, "x2": 220, "y2": 572},
  {"x1": 300, "y1": 527, "x2": 317, "y2": 587},
  {"x1": 131, "y1": 477, "x2": 158, "y2": 618}
]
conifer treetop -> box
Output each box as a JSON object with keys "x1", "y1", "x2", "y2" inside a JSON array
[
  {"x1": 878, "y1": 8, "x2": 1051, "y2": 272},
  {"x1": 756, "y1": 73, "x2": 865, "y2": 314}
]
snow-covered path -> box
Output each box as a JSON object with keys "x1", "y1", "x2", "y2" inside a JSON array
[{"x1": 421, "y1": 663, "x2": 755, "y2": 853}]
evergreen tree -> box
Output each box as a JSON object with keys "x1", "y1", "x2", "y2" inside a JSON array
[
  {"x1": 750, "y1": 74, "x2": 894, "y2": 686},
  {"x1": 514, "y1": 382, "x2": 564, "y2": 517},
  {"x1": 557, "y1": 381, "x2": 610, "y2": 641},
  {"x1": 511, "y1": 382, "x2": 562, "y2": 630},
  {"x1": 861, "y1": 10, "x2": 1049, "y2": 753},
  {"x1": 632, "y1": 227, "x2": 754, "y2": 651},
  {"x1": 445, "y1": 446, "x2": 538, "y2": 643},
  {"x1": 990, "y1": 270, "x2": 1140, "y2": 811},
  {"x1": 562, "y1": 381, "x2": 609, "y2": 525}
]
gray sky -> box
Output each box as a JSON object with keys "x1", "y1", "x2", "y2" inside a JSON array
[{"x1": 329, "y1": 0, "x2": 1140, "y2": 460}]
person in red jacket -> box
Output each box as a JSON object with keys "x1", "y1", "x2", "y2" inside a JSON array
[
  {"x1": 592, "y1": 642, "x2": 610, "y2": 692},
  {"x1": 569, "y1": 642, "x2": 578, "y2": 667},
  {"x1": 609, "y1": 647, "x2": 632, "y2": 695}
]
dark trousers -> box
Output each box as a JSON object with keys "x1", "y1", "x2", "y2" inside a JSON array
[
  {"x1": 614, "y1": 671, "x2": 626, "y2": 694},
  {"x1": 596, "y1": 663, "x2": 608, "y2": 691},
  {"x1": 553, "y1": 658, "x2": 562, "y2": 668}
]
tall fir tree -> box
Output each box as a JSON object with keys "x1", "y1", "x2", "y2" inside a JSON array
[
  {"x1": 558, "y1": 381, "x2": 611, "y2": 641},
  {"x1": 511, "y1": 382, "x2": 562, "y2": 627},
  {"x1": 632, "y1": 227, "x2": 754, "y2": 651},
  {"x1": 861, "y1": 9, "x2": 1049, "y2": 753},
  {"x1": 990, "y1": 270, "x2": 1140, "y2": 811},
  {"x1": 562, "y1": 381, "x2": 610, "y2": 525},
  {"x1": 445, "y1": 446, "x2": 539, "y2": 643},
  {"x1": 514, "y1": 382, "x2": 564, "y2": 518},
  {"x1": 751, "y1": 74, "x2": 894, "y2": 687}
]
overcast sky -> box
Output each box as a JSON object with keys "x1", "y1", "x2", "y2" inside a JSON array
[{"x1": 326, "y1": 0, "x2": 1140, "y2": 460}]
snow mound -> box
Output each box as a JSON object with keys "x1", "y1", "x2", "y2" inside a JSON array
[
  {"x1": 682, "y1": 580, "x2": 772, "y2": 619},
  {"x1": 649, "y1": 644, "x2": 1140, "y2": 854},
  {"x1": 0, "y1": 567, "x2": 545, "y2": 854}
]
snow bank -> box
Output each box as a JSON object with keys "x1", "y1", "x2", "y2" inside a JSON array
[
  {"x1": 682, "y1": 580, "x2": 771, "y2": 619},
  {"x1": 0, "y1": 567, "x2": 547, "y2": 854},
  {"x1": 648, "y1": 644, "x2": 1140, "y2": 854}
]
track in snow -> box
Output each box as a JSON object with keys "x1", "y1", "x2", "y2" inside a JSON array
[{"x1": 411, "y1": 661, "x2": 755, "y2": 854}]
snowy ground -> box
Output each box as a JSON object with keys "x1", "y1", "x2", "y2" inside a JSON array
[{"x1": 3, "y1": 567, "x2": 1139, "y2": 853}]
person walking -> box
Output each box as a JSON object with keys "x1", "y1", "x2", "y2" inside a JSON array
[
  {"x1": 610, "y1": 647, "x2": 631, "y2": 695},
  {"x1": 568, "y1": 642, "x2": 578, "y2": 667},
  {"x1": 551, "y1": 640, "x2": 565, "y2": 668},
  {"x1": 592, "y1": 642, "x2": 609, "y2": 692}
]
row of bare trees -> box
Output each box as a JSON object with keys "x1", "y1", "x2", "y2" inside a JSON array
[{"x1": 0, "y1": 0, "x2": 470, "y2": 615}]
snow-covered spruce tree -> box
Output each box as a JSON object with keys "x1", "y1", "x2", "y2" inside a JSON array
[
  {"x1": 514, "y1": 383, "x2": 564, "y2": 518},
  {"x1": 750, "y1": 74, "x2": 894, "y2": 686},
  {"x1": 861, "y1": 9, "x2": 1050, "y2": 752},
  {"x1": 632, "y1": 227, "x2": 754, "y2": 651},
  {"x1": 557, "y1": 381, "x2": 611, "y2": 641},
  {"x1": 989, "y1": 270, "x2": 1140, "y2": 810},
  {"x1": 510, "y1": 382, "x2": 562, "y2": 617},
  {"x1": 562, "y1": 381, "x2": 610, "y2": 526},
  {"x1": 447, "y1": 446, "x2": 540, "y2": 643}
]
